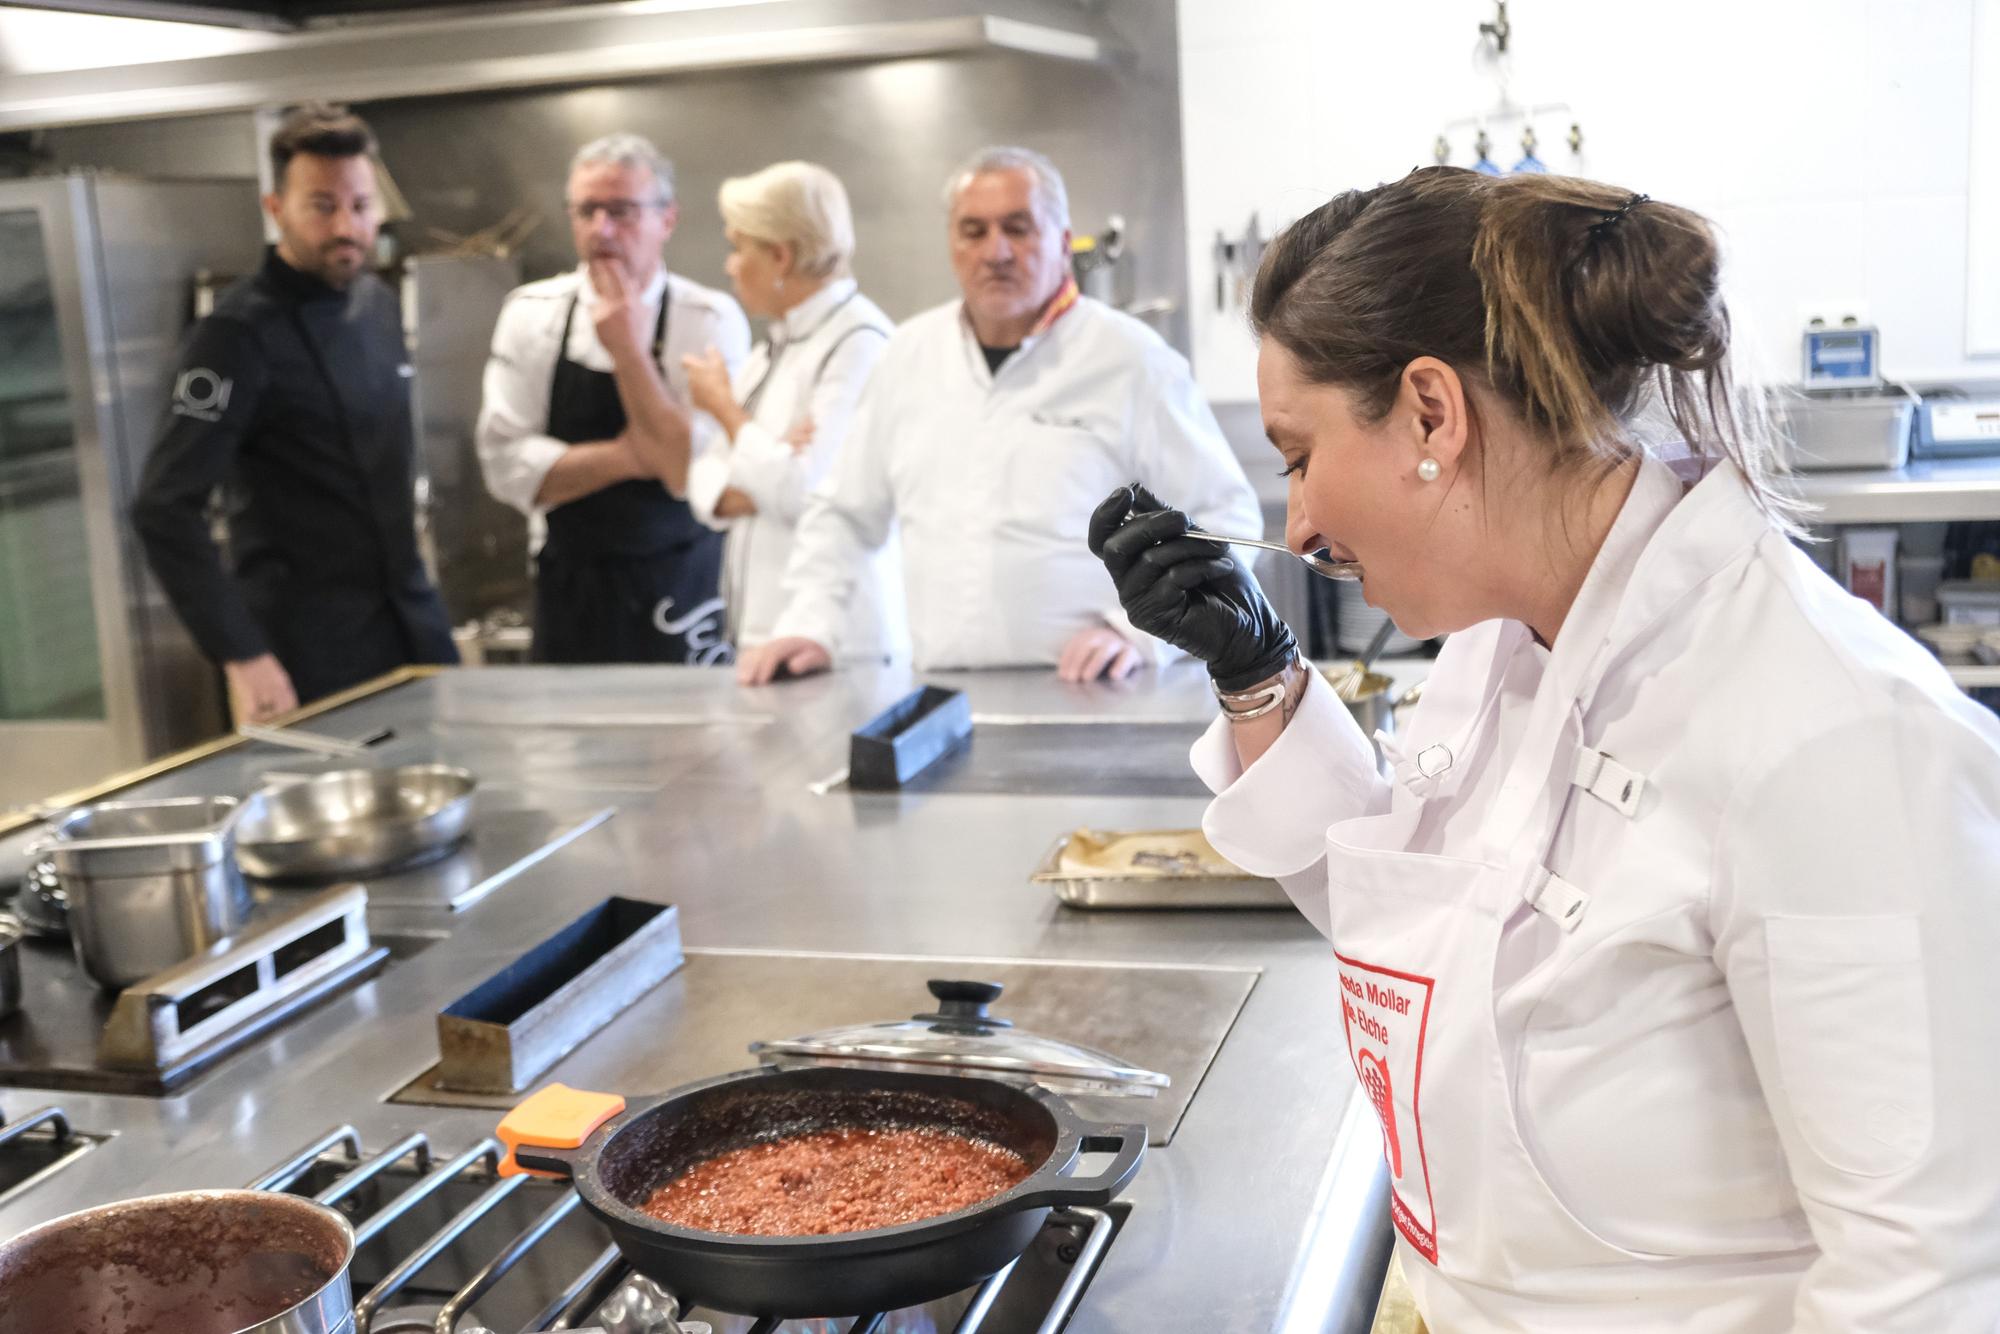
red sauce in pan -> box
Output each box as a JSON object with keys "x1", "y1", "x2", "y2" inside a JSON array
[{"x1": 639, "y1": 1127, "x2": 1033, "y2": 1236}]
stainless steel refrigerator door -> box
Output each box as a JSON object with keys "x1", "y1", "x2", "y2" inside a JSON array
[
  {"x1": 0, "y1": 175, "x2": 260, "y2": 807},
  {"x1": 0, "y1": 180, "x2": 123, "y2": 805}
]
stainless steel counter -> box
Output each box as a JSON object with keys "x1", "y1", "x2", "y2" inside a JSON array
[{"x1": 0, "y1": 663, "x2": 1391, "y2": 1333}]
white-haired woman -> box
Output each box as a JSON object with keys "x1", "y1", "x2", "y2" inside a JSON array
[{"x1": 682, "y1": 160, "x2": 905, "y2": 661}]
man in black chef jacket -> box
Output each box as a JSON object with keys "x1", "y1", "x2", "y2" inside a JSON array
[{"x1": 131, "y1": 103, "x2": 457, "y2": 722}]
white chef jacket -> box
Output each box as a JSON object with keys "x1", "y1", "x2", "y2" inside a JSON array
[
  {"x1": 683, "y1": 277, "x2": 908, "y2": 661},
  {"x1": 475, "y1": 264, "x2": 751, "y2": 549},
  {"x1": 768, "y1": 295, "x2": 1262, "y2": 669},
  {"x1": 1196, "y1": 456, "x2": 2000, "y2": 1331}
]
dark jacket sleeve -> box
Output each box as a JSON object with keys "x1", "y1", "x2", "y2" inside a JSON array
[{"x1": 130, "y1": 314, "x2": 270, "y2": 663}]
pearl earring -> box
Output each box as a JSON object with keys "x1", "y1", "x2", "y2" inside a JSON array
[{"x1": 1417, "y1": 457, "x2": 1442, "y2": 482}]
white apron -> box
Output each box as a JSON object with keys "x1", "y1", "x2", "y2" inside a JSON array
[
  {"x1": 1325, "y1": 494, "x2": 1793, "y2": 1330},
  {"x1": 1202, "y1": 458, "x2": 2000, "y2": 1332}
]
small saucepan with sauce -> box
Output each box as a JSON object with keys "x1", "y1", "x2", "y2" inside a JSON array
[
  {"x1": 0, "y1": 1188, "x2": 356, "y2": 1334},
  {"x1": 497, "y1": 1064, "x2": 1144, "y2": 1319}
]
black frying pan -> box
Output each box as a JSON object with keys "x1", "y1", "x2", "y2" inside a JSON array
[{"x1": 511, "y1": 1065, "x2": 1144, "y2": 1318}]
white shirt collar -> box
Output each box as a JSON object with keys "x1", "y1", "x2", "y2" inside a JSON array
[
  {"x1": 1545, "y1": 454, "x2": 1686, "y2": 696},
  {"x1": 572, "y1": 262, "x2": 669, "y2": 311},
  {"x1": 954, "y1": 295, "x2": 1077, "y2": 382},
  {"x1": 956, "y1": 303, "x2": 1043, "y2": 355},
  {"x1": 777, "y1": 276, "x2": 858, "y2": 342}
]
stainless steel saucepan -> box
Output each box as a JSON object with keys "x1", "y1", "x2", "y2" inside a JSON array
[
  {"x1": 1317, "y1": 665, "x2": 1430, "y2": 776},
  {"x1": 234, "y1": 763, "x2": 476, "y2": 881},
  {"x1": 0, "y1": 1188, "x2": 356, "y2": 1334}
]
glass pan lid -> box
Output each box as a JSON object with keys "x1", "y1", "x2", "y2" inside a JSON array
[{"x1": 748, "y1": 979, "x2": 1169, "y2": 1098}]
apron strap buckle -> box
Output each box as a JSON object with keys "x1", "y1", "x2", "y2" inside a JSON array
[
  {"x1": 1525, "y1": 866, "x2": 1590, "y2": 931},
  {"x1": 1570, "y1": 748, "x2": 1646, "y2": 817}
]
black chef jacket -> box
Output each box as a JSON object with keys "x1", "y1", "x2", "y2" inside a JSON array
[{"x1": 132, "y1": 247, "x2": 458, "y2": 703}]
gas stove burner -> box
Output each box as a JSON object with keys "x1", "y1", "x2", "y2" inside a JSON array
[
  {"x1": 593, "y1": 1274, "x2": 707, "y2": 1334},
  {"x1": 371, "y1": 1305, "x2": 462, "y2": 1333},
  {"x1": 249, "y1": 1126, "x2": 1112, "y2": 1334},
  {"x1": 8, "y1": 856, "x2": 67, "y2": 939}
]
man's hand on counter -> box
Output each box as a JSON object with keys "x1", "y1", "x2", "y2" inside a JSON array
[
  {"x1": 225, "y1": 653, "x2": 298, "y2": 723},
  {"x1": 1057, "y1": 624, "x2": 1144, "y2": 683},
  {"x1": 738, "y1": 635, "x2": 833, "y2": 685}
]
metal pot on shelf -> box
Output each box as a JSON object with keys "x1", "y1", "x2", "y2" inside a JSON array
[
  {"x1": 1321, "y1": 666, "x2": 1399, "y2": 739},
  {"x1": 0, "y1": 1188, "x2": 356, "y2": 1334}
]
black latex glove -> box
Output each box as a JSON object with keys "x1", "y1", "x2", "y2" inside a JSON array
[{"x1": 1087, "y1": 483, "x2": 1297, "y2": 691}]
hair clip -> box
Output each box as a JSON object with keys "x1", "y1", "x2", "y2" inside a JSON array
[{"x1": 1587, "y1": 193, "x2": 1650, "y2": 238}]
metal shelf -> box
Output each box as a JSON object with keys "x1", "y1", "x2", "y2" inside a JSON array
[
  {"x1": 1792, "y1": 456, "x2": 2000, "y2": 524},
  {"x1": 1946, "y1": 664, "x2": 2000, "y2": 689}
]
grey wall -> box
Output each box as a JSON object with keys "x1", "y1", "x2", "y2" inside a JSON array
[
  {"x1": 357, "y1": 0, "x2": 1188, "y2": 344},
  {"x1": 42, "y1": 112, "x2": 258, "y2": 180}
]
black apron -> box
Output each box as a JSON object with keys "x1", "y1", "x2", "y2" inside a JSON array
[{"x1": 533, "y1": 286, "x2": 729, "y2": 665}]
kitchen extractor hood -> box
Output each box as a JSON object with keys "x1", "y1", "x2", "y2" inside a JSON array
[
  {"x1": 10, "y1": 0, "x2": 620, "y2": 29},
  {"x1": 0, "y1": 0, "x2": 1122, "y2": 132}
]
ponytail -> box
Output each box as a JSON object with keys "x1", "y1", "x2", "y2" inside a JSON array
[{"x1": 1251, "y1": 167, "x2": 1799, "y2": 530}]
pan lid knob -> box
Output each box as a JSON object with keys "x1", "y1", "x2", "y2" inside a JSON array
[{"x1": 915, "y1": 979, "x2": 1011, "y2": 1033}]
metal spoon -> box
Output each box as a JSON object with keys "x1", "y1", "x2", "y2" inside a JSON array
[{"x1": 1185, "y1": 531, "x2": 1362, "y2": 581}]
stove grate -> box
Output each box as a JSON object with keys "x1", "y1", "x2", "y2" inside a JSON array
[
  {"x1": 0, "y1": 1103, "x2": 105, "y2": 1208},
  {"x1": 252, "y1": 1127, "x2": 1115, "y2": 1334}
]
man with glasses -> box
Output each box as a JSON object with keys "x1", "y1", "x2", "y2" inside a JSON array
[
  {"x1": 132, "y1": 103, "x2": 457, "y2": 722},
  {"x1": 737, "y1": 146, "x2": 1259, "y2": 686},
  {"x1": 477, "y1": 133, "x2": 750, "y2": 663}
]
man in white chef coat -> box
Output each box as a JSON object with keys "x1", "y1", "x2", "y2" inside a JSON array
[
  {"x1": 477, "y1": 133, "x2": 751, "y2": 664},
  {"x1": 736, "y1": 145, "x2": 1261, "y2": 685}
]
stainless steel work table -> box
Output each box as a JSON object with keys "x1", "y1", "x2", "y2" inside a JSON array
[{"x1": 0, "y1": 663, "x2": 1392, "y2": 1333}]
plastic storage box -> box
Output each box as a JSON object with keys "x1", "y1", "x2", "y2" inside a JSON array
[
  {"x1": 1938, "y1": 581, "x2": 2000, "y2": 627},
  {"x1": 1783, "y1": 386, "x2": 1917, "y2": 471}
]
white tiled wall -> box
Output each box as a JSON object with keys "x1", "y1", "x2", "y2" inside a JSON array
[{"x1": 1178, "y1": 0, "x2": 1992, "y2": 402}]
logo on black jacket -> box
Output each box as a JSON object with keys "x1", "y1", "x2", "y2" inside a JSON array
[{"x1": 171, "y1": 368, "x2": 234, "y2": 422}]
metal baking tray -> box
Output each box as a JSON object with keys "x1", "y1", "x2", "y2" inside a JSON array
[{"x1": 1032, "y1": 829, "x2": 1292, "y2": 910}]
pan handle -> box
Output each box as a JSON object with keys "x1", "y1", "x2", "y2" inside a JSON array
[
  {"x1": 1009, "y1": 1124, "x2": 1147, "y2": 1211},
  {"x1": 509, "y1": 1142, "x2": 582, "y2": 1179},
  {"x1": 496, "y1": 1083, "x2": 627, "y2": 1179}
]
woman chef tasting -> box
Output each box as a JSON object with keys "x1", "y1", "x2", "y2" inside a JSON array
[{"x1": 1091, "y1": 167, "x2": 2000, "y2": 1331}]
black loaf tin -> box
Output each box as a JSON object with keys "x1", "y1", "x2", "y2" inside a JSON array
[{"x1": 848, "y1": 686, "x2": 973, "y2": 790}]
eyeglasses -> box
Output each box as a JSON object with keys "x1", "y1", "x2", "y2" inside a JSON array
[{"x1": 566, "y1": 199, "x2": 665, "y2": 224}]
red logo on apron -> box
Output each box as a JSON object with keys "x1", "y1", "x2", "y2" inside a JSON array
[{"x1": 1337, "y1": 952, "x2": 1438, "y2": 1263}]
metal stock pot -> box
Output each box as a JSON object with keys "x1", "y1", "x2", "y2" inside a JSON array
[{"x1": 26, "y1": 795, "x2": 249, "y2": 988}]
